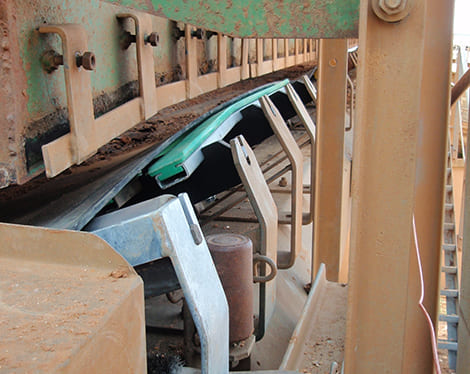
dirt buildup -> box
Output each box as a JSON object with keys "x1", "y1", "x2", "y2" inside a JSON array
[
  {"x1": 147, "y1": 352, "x2": 184, "y2": 374},
  {"x1": 95, "y1": 63, "x2": 316, "y2": 158},
  {"x1": 0, "y1": 64, "x2": 315, "y2": 207}
]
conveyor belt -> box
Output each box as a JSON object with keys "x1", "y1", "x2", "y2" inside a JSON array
[
  {"x1": 148, "y1": 80, "x2": 289, "y2": 188},
  {"x1": 0, "y1": 76, "x2": 314, "y2": 231}
]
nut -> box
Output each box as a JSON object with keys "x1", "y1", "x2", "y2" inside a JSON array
[
  {"x1": 373, "y1": 0, "x2": 412, "y2": 22},
  {"x1": 41, "y1": 50, "x2": 63, "y2": 73},
  {"x1": 76, "y1": 51, "x2": 96, "y2": 71},
  {"x1": 145, "y1": 32, "x2": 159, "y2": 47}
]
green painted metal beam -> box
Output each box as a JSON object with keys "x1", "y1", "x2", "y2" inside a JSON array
[{"x1": 104, "y1": 0, "x2": 359, "y2": 38}]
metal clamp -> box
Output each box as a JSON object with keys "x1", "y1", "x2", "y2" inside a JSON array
[
  {"x1": 38, "y1": 24, "x2": 96, "y2": 167},
  {"x1": 253, "y1": 254, "x2": 277, "y2": 283},
  {"x1": 117, "y1": 12, "x2": 158, "y2": 118},
  {"x1": 87, "y1": 193, "x2": 229, "y2": 373},
  {"x1": 260, "y1": 95, "x2": 303, "y2": 270},
  {"x1": 231, "y1": 135, "x2": 278, "y2": 340},
  {"x1": 286, "y1": 82, "x2": 317, "y2": 225}
]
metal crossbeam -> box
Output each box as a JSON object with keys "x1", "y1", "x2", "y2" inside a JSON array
[{"x1": 103, "y1": 0, "x2": 359, "y2": 38}]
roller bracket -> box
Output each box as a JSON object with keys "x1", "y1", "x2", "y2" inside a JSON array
[{"x1": 38, "y1": 24, "x2": 96, "y2": 166}]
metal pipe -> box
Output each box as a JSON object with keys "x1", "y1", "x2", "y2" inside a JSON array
[{"x1": 451, "y1": 67, "x2": 470, "y2": 106}]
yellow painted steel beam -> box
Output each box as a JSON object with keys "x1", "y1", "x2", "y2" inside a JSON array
[
  {"x1": 313, "y1": 39, "x2": 347, "y2": 282},
  {"x1": 413, "y1": 0, "x2": 454, "y2": 372},
  {"x1": 344, "y1": 0, "x2": 453, "y2": 372}
]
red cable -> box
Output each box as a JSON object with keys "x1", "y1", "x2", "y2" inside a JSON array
[{"x1": 412, "y1": 215, "x2": 442, "y2": 374}]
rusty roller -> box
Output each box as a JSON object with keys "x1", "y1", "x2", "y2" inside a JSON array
[{"x1": 206, "y1": 233, "x2": 254, "y2": 343}]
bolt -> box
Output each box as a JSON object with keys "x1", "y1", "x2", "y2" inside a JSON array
[
  {"x1": 173, "y1": 27, "x2": 185, "y2": 40},
  {"x1": 191, "y1": 28, "x2": 205, "y2": 40},
  {"x1": 41, "y1": 50, "x2": 64, "y2": 73},
  {"x1": 205, "y1": 30, "x2": 217, "y2": 39},
  {"x1": 384, "y1": 0, "x2": 401, "y2": 8},
  {"x1": 120, "y1": 31, "x2": 136, "y2": 50},
  {"x1": 145, "y1": 32, "x2": 159, "y2": 47},
  {"x1": 76, "y1": 51, "x2": 96, "y2": 71},
  {"x1": 378, "y1": 0, "x2": 407, "y2": 15},
  {"x1": 374, "y1": 0, "x2": 411, "y2": 22}
]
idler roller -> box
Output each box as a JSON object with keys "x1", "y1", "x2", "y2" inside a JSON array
[{"x1": 206, "y1": 233, "x2": 254, "y2": 343}]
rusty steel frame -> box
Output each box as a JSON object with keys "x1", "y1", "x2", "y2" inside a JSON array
[
  {"x1": 104, "y1": 0, "x2": 359, "y2": 39},
  {"x1": 312, "y1": 39, "x2": 347, "y2": 282},
  {"x1": 36, "y1": 23, "x2": 317, "y2": 179},
  {"x1": 344, "y1": 0, "x2": 455, "y2": 372},
  {"x1": 38, "y1": 15, "x2": 158, "y2": 178}
]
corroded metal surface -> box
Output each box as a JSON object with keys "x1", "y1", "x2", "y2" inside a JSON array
[
  {"x1": 206, "y1": 233, "x2": 254, "y2": 343},
  {"x1": 344, "y1": 0, "x2": 451, "y2": 372},
  {"x1": 0, "y1": 0, "x2": 317, "y2": 185},
  {"x1": 105, "y1": 0, "x2": 359, "y2": 38},
  {"x1": 0, "y1": 0, "x2": 29, "y2": 187}
]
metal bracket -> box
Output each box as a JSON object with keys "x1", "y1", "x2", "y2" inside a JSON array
[
  {"x1": 230, "y1": 135, "x2": 278, "y2": 340},
  {"x1": 162, "y1": 194, "x2": 229, "y2": 373},
  {"x1": 259, "y1": 95, "x2": 303, "y2": 270},
  {"x1": 286, "y1": 81, "x2": 317, "y2": 225},
  {"x1": 38, "y1": 15, "x2": 159, "y2": 178},
  {"x1": 117, "y1": 13, "x2": 158, "y2": 118},
  {"x1": 38, "y1": 24, "x2": 96, "y2": 167},
  {"x1": 86, "y1": 193, "x2": 229, "y2": 373},
  {"x1": 302, "y1": 75, "x2": 318, "y2": 102}
]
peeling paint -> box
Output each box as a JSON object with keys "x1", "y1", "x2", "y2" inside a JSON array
[{"x1": 105, "y1": 0, "x2": 359, "y2": 38}]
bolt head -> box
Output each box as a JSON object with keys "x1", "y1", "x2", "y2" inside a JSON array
[
  {"x1": 147, "y1": 32, "x2": 159, "y2": 47},
  {"x1": 172, "y1": 28, "x2": 185, "y2": 40},
  {"x1": 373, "y1": 0, "x2": 413, "y2": 22},
  {"x1": 378, "y1": 0, "x2": 407, "y2": 15}
]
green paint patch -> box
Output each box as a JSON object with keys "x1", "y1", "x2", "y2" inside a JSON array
[{"x1": 104, "y1": 0, "x2": 359, "y2": 38}]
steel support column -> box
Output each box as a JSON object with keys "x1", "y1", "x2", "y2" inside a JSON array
[
  {"x1": 413, "y1": 0, "x2": 454, "y2": 372},
  {"x1": 344, "y1": 0, "x2": 443, "y2": 373},
  {"x1": 312, "y1": 39, "x2": 347, "y2": 282}
]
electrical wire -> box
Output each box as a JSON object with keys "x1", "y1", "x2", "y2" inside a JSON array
[{"x1": 412, "y1": 215, "x2": 441, "y2": 374}]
